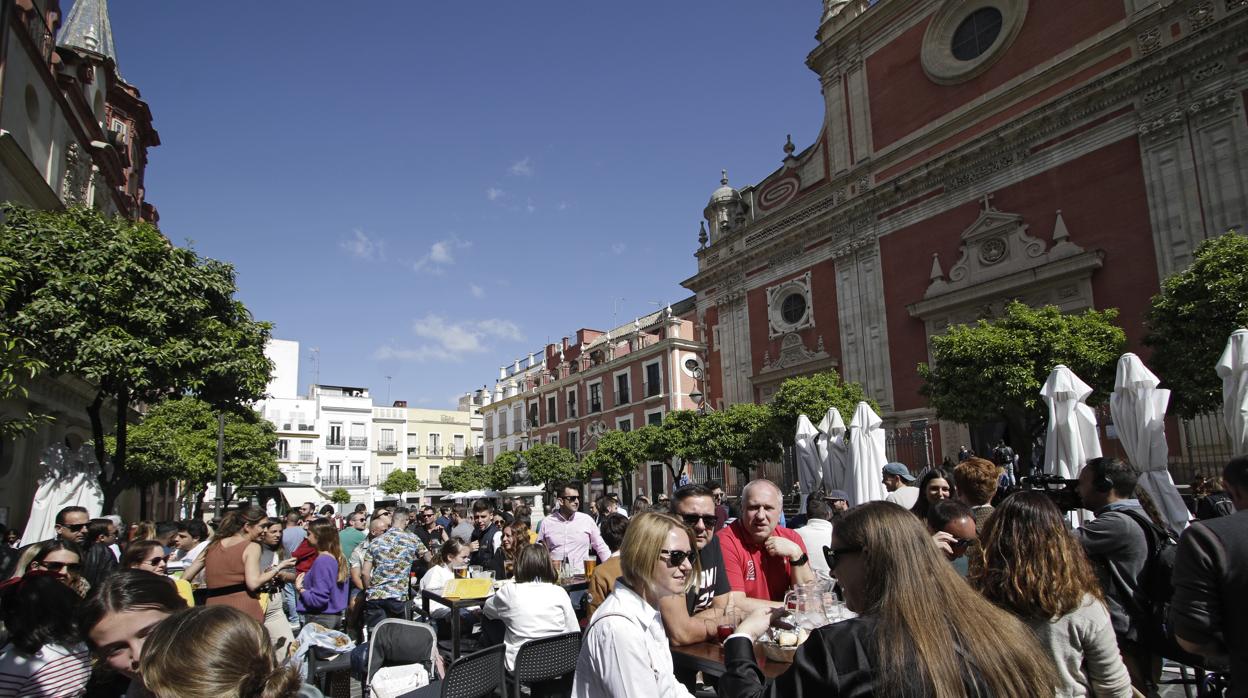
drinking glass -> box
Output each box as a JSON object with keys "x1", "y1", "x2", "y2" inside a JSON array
[{"x1": 452, "y1": 564, "x2": 468, "y2": 579}]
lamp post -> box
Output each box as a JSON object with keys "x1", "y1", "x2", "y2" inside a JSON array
[{"x1": 213, "y1": 412, "x2": 225, "y2": 516}]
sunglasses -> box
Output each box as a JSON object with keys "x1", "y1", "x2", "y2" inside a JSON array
[
  {"x1": 35, "y1": 560, "x2": 82, "y2": 574},
  {"x1": 822, "y1": 545, "x2": 863, "y2": 571},
  {"x1": 949, "y1": 537, "x2": 975, "y2": 549},
  {"x1": 679, "y1": 514, "x2": 717, "y2": 528},
  {"x1": 659, "y1": 549, "x2": 694, "y2": 568},
  {"x1": 59, "y1": 523, "x2": 88, "y2": 532},
  {"x1": 561, "y1": 495, "x2": 581, "y2": 501},
  {"x1": 143, "y1": 556, "x2": 167, "y2": 567}
]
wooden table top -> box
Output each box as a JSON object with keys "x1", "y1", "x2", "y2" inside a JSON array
[{"x1": 671, "y1": 639, "x2": 791, "y2": 681}]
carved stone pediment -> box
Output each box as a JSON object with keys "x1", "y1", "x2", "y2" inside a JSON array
[{"x1": 761, "y1": 333, "x2": 829, "y2": 373}]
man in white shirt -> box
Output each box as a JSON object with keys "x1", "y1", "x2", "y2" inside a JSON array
[
  {"x1": 883, "y1": 462, "x2": 920, "y2": 510},
  {"x1": 794, "y1": 494, "x2": 835, "y2": 576}
]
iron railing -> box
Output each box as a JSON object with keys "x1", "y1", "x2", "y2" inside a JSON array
[
  {"x1": 348, "y1": 437, "x2": 368, "y2": 449},
  {"x1": 377, "y1": 441, "x2": 398, "y2": 454},
  {"x1": 326, "y1": 436, "x2": 345, "y2": 448},
  {"x1": 322, "y1": 475, "x2": 369, "y2": 487}
]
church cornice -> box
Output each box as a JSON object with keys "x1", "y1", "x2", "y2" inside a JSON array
[{"x1": 683, "y1": 6, "x2": 1247, "y2": 302}]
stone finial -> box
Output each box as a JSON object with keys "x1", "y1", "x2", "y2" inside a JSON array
[
  {"x1": 783, "y1": 134, "x2": 796, "y2": 155},
  {"x1": 929, "y1": 253, "x2": 945, "y2": 281},
  {"x1": 698, "y1": 221, "x2": 708, "y2": 248},
  {"x1": 979, "y1": 192, "x2": 996, "y2": 212},
  {"x1": 1052, "y1": 210, "x2": 1070, "y2": 243},
  {"x1": 721, "y1": 169, "x2": 729, "y2": 186}
]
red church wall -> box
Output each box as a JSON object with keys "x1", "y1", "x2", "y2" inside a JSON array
[
  {"x1": 866, "y1": 1, "x2": 1126, "y2": 152},
  {"x1": 880, "y1": 136, "x2": 1159, "y2": 412},
  {"x1": 744, "y1": 260, "x2": 842, "y2": 377},
  {"x1": 703, "y1": 306, "x2": 723, "y2": 407}
]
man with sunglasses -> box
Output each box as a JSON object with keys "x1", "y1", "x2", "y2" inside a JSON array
[
  {"x1": 54, "y1": 506, "x2": 90, "y2": 545},
  {"x1": 660, "y1": 484, "x2": 737, "y2": 646},
  {"x1": 537, "y1": 481, "x2": 611, "y2": 568}
]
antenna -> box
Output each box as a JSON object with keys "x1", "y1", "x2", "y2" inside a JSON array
[
  {"x1": 385, "y1": 375, "x2": 392, "y2": 404},
  {"x1": 612, "y1": 297, "x2": 626, "y2": 329},
  {"x1": 309, "y1": 347, "x2": 320, "y2": 386}
]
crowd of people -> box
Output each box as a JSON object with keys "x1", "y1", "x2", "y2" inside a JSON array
[{"x1": 0, "y1": 453, "x2": 1242, "y2": 698}]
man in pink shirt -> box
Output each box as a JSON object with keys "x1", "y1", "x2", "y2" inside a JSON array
[
  {"x1": 538, "y1": 480, "x2": 611, "y2": 568},
  {"x1": 718, "y1": 479, "x2": 813, "y2": 602}
]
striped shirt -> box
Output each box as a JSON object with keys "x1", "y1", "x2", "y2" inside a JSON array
[{"x1": 0, "y1": 642, "x2": 91, "y2": 697}]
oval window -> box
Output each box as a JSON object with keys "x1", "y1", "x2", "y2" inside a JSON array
[
  {"x1": 951, "y1": 7, "x2": 1003, "y2": 61},
  {"x1": 780, "y1": 293, "x2": 807, "y2": 324}
]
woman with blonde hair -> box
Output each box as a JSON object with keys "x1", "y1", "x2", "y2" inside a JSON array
[
  {"x1": 139, "y1": 605, "x2": 309, "y2": 698},
  {"x1": 971, "y1": 492, "x2": 1132, "y2": 697},
  {"x1": 184, "y1": 507, "x2": 295, "y2": 623},
  {"x1": 296, "y1": 518, "x2": 349, "y2": 627},
  {"x1": 725, "y1": 501, "x2": 1058, "y2": 698},
  {"x1": 571, "y1": 512, "x2": 700, "y2": 698}
]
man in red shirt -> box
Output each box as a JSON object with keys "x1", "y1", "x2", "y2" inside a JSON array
[{"x1": 718, "y1": 479, "x2": 813, "y2": 603}]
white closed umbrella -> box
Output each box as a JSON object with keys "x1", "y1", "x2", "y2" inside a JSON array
[
  {"x1": 1110, "y1": 353, "x2": 1189, "y2": 534},
  {"x1": 1216, "y1": 329, "x2": 1248, "y2": 456},
  {"x1": 816, "y1": 407, "x2": 849, "y2": 492},
  {"x1": 1041, "y1": 365, "x2": 1103, "y2": 480},
  {"x1": 847, "y1": 402, "x2": 888, "y2": 506},
  {"x1": 21, "y1": 443, "x2": 104, "y2": 546},
  {"x1": 794, "y1": 415, "x2": 823, "y2": 514}
]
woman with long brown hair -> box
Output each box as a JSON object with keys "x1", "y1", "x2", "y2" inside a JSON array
[
  {"x1": 492, "y1": 519, "x2": 529, "y2": 579},
  {"x1": 971, "y1": 492, "x2": 1132, "y2": 697},
  {"x1": 909, "y1": 467, "x2": 956, "y2": 521},
  {"x1": 296, "y1": 518, "x2": 349, "y2": 626},
  {"x1": 724, "y1": 501, "x2": 1058, "y2": 698},
  {"x1": 183, "y1": 507, "x2": 295, "y2": 623}
]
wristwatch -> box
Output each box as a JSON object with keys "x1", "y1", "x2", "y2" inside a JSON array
[{"x1": 790, "y1": 553, "x2": 809, "y2": 567}]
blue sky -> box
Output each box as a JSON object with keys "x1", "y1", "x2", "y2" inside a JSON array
[{"x1": 106, "y1": 1, "x2": 825, "y2": 407}]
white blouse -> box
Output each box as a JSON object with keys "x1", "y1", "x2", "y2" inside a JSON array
[
  {"x1": 482, "y1": 581, "x2": 578, "y2": 671},
  {"x1": 419, "y1": 564, "x2": 454, "y2": 617},
  {"x1": 571, "y1": 581, "x2": 695, "y2": 698}
]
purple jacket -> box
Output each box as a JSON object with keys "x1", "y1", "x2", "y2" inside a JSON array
[{"x1": 297, "y1": 554, "x2": 349, "y2": 615}]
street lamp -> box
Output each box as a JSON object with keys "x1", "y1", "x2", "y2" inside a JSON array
[{"x1": 688, "y1": 362, "x2": 712, "y2": 414}]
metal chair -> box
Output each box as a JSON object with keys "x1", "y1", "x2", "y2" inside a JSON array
[
  {"x1": 509, "y1": 631, "x2": 582, "y2": 698},
  {"x1": 362, "y1": 619, "x2": 438, "y2": 698},
  {"x1": 440, "y1": 644, "x2": 506, "y2": 698}
]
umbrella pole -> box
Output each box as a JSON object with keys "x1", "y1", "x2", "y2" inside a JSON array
[{"x1": 214, "y1": 413, "x2": 225, "y2": 517}]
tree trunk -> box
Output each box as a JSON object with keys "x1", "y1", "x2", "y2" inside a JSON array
[
  {"x1": 664, "y1": 458, "x2": 684, "y2": 495},
  {"x1": 138, "y1": 484, "x2": 149, "y2": 520},
  {"x1": 88, "y1": 392, "x2": 119, "y2": 514}
]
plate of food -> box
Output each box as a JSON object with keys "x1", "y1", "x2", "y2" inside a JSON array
[{"x1": 758, "y1": 626, "x2": 810, "y2": 662}]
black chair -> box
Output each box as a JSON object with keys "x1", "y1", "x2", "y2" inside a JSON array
[
  {"x1": 509, "y1": 631, "x2": 581, "y2": 698},
  {"x1": 407, "y1": 644, "x2": 506, "y2": 698},
  {"x1": 362, "y1": 619, "x2": 438, "y2": 698}
]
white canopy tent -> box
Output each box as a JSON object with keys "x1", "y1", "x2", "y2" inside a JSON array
[
  {"x1": 1109, "y1": 353, "x2": 1189, "y2": 534},
  {"x1": 1041, "y1": 365, "x2": 1103, "y2": 479},
  {"x1": 816, "y1": 408, "x2": 849, "y2": 492},
  {"x1": 794, "y1": 415, "x2": 823, "y2": 513},
  {"x1": 1217, "y1": 329, "x2": 1248, "y2": 457},
  {"x1": 847, "y1": 402, "x2": 888, "y2": 506}
]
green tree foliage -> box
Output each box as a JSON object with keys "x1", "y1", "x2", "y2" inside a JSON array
[
  {"x1": 0, "y1": 256, "x2": 50, "y2": 438},
  {"x1": 0, "y1": 206, "x2": 273, "y2": 512},
  {"x1": 438, "y1": 455, "x2": 492, "y2": 493},
  {"x1": 330, "y1": 488, "x2": 352, "y2": 505},
  {"x1": 918, "y1": 301, "x2": 1125, "y2": 464},
  {"x1": 696, "y1": 403, "x2": 781, "y2": 483},
  {"x1": 488, "y1": 451, "x2": 522, "y2": 491},
  {"x1": 522, "y1": 443, "x2": 583, "y2": 491},
  {"x1": 651, "y1": 410, "x2": 704, "y2": 488},
  {"x1": 125, "y1": 398, "x2": 280, "y2": 516},
  {"x1": 1145, "y1": 231, "x2": 1248, "y2": 418},
  {"x1": 766, "y1": 371, "x2": 875, "y2": 443},
  {"x1": 381, "y1": 469, "x2": 424, "y2": 499},
  {"x1": 582, "y1": 429, "x2": 646, "y2": 485}
]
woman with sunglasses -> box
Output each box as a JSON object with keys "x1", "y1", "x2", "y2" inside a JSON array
[
  {"x1": 183, "y1": 507, "x2": 295, "y2": 623},
  {"x1": 20, "y1": 540, "x2": 88, "y2": 597},
  {"x1": 971, "y1": 492, "x2": 1132, "y2": 697},
  {"x1": 0, "y1": 573, "x2": 92, "y2": 697},
  {"x1": 723, "y1": 502, "x2": 1059, "y2": 698},
  {"x1": 121, "y1": 540, "x2": 169, "y2": 575},
  {"x1": 572, "y1": 512, "x2": 700, "y2": 698}
]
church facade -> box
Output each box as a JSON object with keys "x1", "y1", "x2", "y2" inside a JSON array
[{"x1": 683, "y1": 0, "x2": 1248, "y2": 462}]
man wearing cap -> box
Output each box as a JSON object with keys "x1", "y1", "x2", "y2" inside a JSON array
[{"x1": 883, "y1": 462, "x2": 920, "y2": 510}]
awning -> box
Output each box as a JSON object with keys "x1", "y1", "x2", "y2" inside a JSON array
[{"x1": 277, "y1": 486, "x2": 330, "y2": 506}]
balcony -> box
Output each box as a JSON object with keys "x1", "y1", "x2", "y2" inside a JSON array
[
  {"x1": 322, "y1": 475, "x2": 369, "y2": 487},
  {"x1": 407, "y1": 447, "x2": 420, "y2": 457},
  {"x1": 377, "y1": 441, "x2": 398, "y2": 454},
  {"x1": 427, "y1": 445, "x2": 444, "y2": 456},
  {"x1": 24, "y1": 4, "x2": 54, "y2": 65},
  {"x1": 448, "y1": 446, "x2": 464, "y2": 458},
  {"x1": 281, "y1": 423, "x2": 293, "y2": 431},
  {"x1": 297, "y1": 451, "x2": 314, "y2": 462},
  {"x1": 326, "y1": 436, "x2": 345, "y2": 449},
  {"x1": 298, "y1": 423, "x2": 315, "y2": 431},
  {"x1": 348, "y1": 437, "x2": 368, "y2": 449}
]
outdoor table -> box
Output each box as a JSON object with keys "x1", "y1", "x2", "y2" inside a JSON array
[
  {"x1": 670, "y1": 639, "x2": 789, "y2": 694},
  {"x1": 422, "y1": 576, "x2": 590, "y2": 659}
]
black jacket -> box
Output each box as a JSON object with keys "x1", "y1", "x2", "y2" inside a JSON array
[
  {"x1": 469, "y1": 523, "x2": 501, "y2": 571},
  {"x1": 1170, "y1": 510, "x2": 1247, "y2": 695}
]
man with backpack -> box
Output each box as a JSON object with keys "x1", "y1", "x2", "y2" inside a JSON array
[{"x1": 1076, "y1": 457, "x2": 1166, "y2": 697}]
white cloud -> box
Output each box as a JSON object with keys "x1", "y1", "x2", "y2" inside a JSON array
[
  {"x1": 413, "y1": 236, "x2": 471, "y2": 273},
  {"x1": 486, "y1": 187, "x2": 506, "y2": 201},
  {"x1": 340, "y1": 230, "x2": 385, "y2": 261},
  {"x1": 374, "y1": 314, "x2": 523, "y2": 363},
  {"x1": 610, "y1": 242, "x2": 627, "y2": 255},
  {"x1": 557, "y1": 201, "x2": 570, "y2": 211},
  {"x1": 469, "y1": 283, "x2": 486, "y2": 299},
  {"x1": 526, "y1": 198, "x2": 537, "y2": 214},
  {"x1": 509, "y1": 157, "x2": 534, "y2": 177}
]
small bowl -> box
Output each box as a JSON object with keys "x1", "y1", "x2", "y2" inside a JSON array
[{"x1": 758, "y1": 639, "x2": 797, "y2": 663}]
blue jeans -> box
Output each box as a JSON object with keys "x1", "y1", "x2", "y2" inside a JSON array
[
  {"x1": 364, "y1": 597, "x2": 407, "y2": 629},
  {"x1": 282, "y1": 582, "x2": 300, "y2": 627}
]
